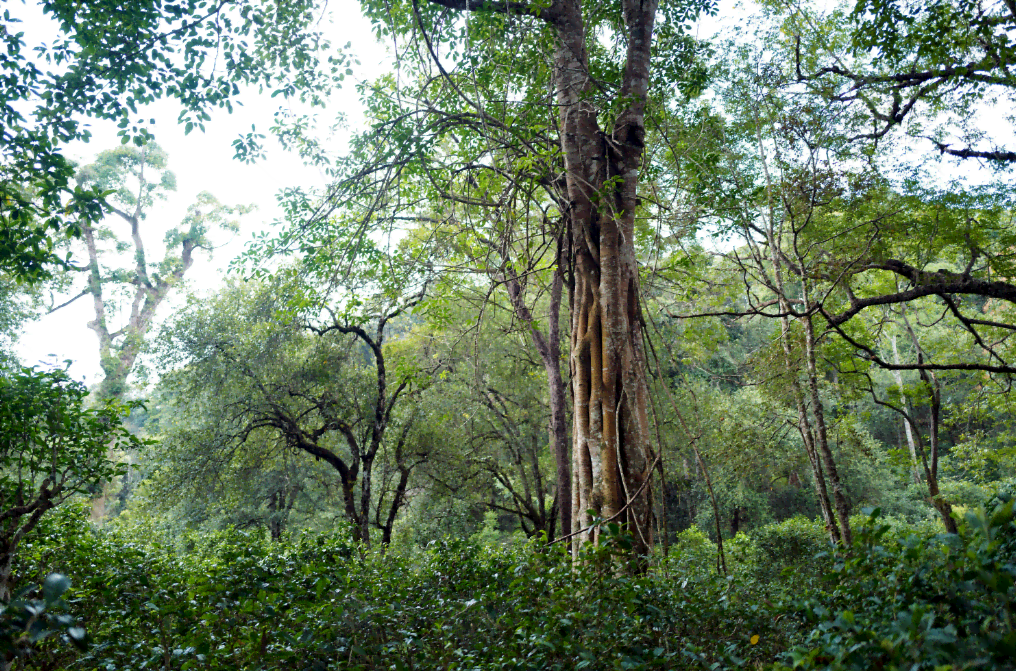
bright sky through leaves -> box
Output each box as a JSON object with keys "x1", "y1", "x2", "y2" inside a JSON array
[{"x1": 12, "y1": 0, "x2": 389, "y2": 384}]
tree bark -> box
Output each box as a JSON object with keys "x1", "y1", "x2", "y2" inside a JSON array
[
  {"x1": 551, "y1": 0, "x2": 657, "y2": 563},
  {"x1": 893, "y1": 310, "x2": 958, "y2": 533},
  {"x1": 801, "y1": 311, "x2": 853, "y2": 545},
  {"x1": 760, "y1": 186, "x2": 839, "y2": 543},
  {"x1": 891, "y1": 335, "x2": 922, "y2": 484},
  {"x1": 79, "y1": 149, "x2": 200, "y2": 520},
  {"x1": 750, "y1": 97, "x2": 849, "y2": 545}
]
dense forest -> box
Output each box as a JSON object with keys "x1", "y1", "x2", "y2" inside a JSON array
[{"x1": 2, "y1": 0, "x2": 1016, "y2": 669}]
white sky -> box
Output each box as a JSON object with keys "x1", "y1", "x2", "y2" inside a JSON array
[{"x1": 14, "y1": 0, "x2": 391, "y2": 384}]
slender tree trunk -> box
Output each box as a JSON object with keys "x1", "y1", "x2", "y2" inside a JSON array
[
  {"x1": 268, "y1": 491, "x2": 283, "y2": 542},
  {"x1": 381, "y1": 465, "x2": 412, "y2": 546},
  {"x1": 381, "y1": 419, "x2": 418, "y2": 547},
  {"x1": 891, "y1": 335, "x2": 922, "y2": 484},
  {"x1": 545, "y1": 266, "x2": 571, "y2": 540},
  {"x1": 800, "y1": 311, "x2": 852, "y2": 545},
  {"x1": 920, "y1": 368, "x2": 957, "y2": 533},
  {"x1": 359, "y1": 455, "x2": 374, "y2": 547},
  {"x1": 693, "y1": 444, "x2": 727, "y2": 575},
  {"x1": 502, "y1": 255, "x2": 571, "y2": 540},
  {"x1": 900, "y1": 311, "x2": 958, "y2": 533},
  {"x1": 751, "y1": 100, "x2": 843, "y2": 544},
  {"x1": 763, "y1": 227, "x2": 838, "y2": 542},
  {"x1": 0, "y1": 551, "x2": 12, "y2": 604},
  {"x1": 779, "y1": 322, "x2": 839, "y2": 543}
]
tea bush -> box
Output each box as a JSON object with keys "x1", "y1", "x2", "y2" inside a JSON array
[
  {"x1": 17, "y1": 515, "x2": 796, "y2": 670},
  {"x1": 14, "y1": 498, "x2": 1016, "y2": 670},
  {"x1": 777, "y1": 497, "x2": 1016, "y2": 670}
]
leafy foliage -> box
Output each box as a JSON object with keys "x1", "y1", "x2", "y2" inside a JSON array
[
  {"x1": 20, "y1": 511, "x2": 793, "y2": 670},
  {"x1": 1, "y1": 0, "x2": 348, "y2": 280},
  {"x1": 0, "y1": 367, "x2": 144, "y2": 590},
  {"x1": 779, "y1": 504, "x2": 1016, "y2": 670},
  {"x1": 9, "y1": 0, "x2": 1016, "y2": 668},
  {"x1": 0, "y1": 573, "x2": 86, "y2": 668}
]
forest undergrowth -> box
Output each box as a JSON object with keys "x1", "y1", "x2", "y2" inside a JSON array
[{"x1": 7, "y1": 490, "x2": 1015, "y2": 671}]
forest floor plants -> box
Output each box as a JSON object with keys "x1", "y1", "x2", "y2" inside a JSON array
[
  {"x1": 11, "y1": 499, "x2": 1015, "y2": 670},
  {"x1": 775, "y1": 499, "x2": 1016, "y2": 670},
  {"x1": 17, "y1": 511, "x2": 792, "y2": 670}
]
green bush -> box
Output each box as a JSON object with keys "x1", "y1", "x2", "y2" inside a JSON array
[
  {"x1": 777, "y1": 499, "x2": 1016, "y2": 670},
  {"x1": 22, "y1": 503, "x2": 1015, "y2": 670},
  {"x1": 0, "y1": 573, "x2": 86, "y2": 668},
  {"x1": 17, "y1": 513, "x2": 798, "y2": 670},
  {"x1": 728, "y1": 516, "x2": 829, "y2": 586}
]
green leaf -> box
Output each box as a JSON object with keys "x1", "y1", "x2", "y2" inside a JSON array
[{"x1": 42, "y1": 573, "x2": 71, "y2": 602}]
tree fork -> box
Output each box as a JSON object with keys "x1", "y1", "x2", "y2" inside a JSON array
[{"x1": 555, "y1": 0, "x2": 657, "y2": 562}]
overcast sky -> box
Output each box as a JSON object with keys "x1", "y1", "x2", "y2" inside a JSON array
[{"x1": 14, "y1": 0, "x2": 391, "y2": 383}]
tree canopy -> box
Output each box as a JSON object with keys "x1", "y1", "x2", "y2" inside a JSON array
[{"x1": 1, "y1": 0, "x2": 349, "y2": 280}]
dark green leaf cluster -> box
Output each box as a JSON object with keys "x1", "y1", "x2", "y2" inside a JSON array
[
  {"x1": 779, "y1": 501, "x2": 1016, "y2": 670},
  {"x1": 0, "y1": 367, "x2": 144, "y2": 512},
  {"x1": 0, "y1": 572, "x2": 87, "y2": 666},
  {"x1": 21, "y1": 514, "x2": 794, "y2": 670}
]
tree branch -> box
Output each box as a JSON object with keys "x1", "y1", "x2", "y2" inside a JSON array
[{"x1": 422, "y1": 0, "x2": 558, "y2": 22}]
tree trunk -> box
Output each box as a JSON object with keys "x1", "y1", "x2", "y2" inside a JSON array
[
  {"x1": 381, "y1": 465, "x2": 412, "y2": 546},
  {"x1": 751, "y1": 102, "x2": 845, "y2": 545},
  {"x1": 900, "y1": 311, "x2": 958, "y2": 533},
  {"x1": 545, "y1": 266, "x2": 571, "y2": 540},
  {"x1": 80, "y1": 151, "x2": 199, "y2": 519},
  {"x1": 764, "y1": 224, "x2": 839, "y2": 543},
  {"x1": 0, "y1": 551, "x2": 12, "y2": 604},
  {"x1": 891, "y1": 335, "x2": 922, "y2": 484},
  {"x1": 783, "y1": 334, "x2": 839, "y2": 544},
  {"x1": 268, "y1": 491, "x2": 284, "y2": 542},
  {"x1": 801, "y1": 311, "x2": 852, "y2": 545},
  {"x1": 341, "y1": 477, "x2": 363, "y2": 544},
  {"x1": 501, "y1": 252, "x2": 571, "y2": 540},
  {"x1": 921, "y1": 368, "x2": 957, "y2": 533},
  {"x1": 556, "y1": 0, "x2": 657, "y2": 564},
  {"x1": 359, "y1": 455, "x2": 374, "y2": 546}
]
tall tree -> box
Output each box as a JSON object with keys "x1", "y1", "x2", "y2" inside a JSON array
[
  {"x1": 769, "y1": 0, "x2": 1016, "y2": 360},
  {"x1": 667, "y1": 6, "x2": 1016, "y2": 539},
  {"x1": 50, "y1": 144, "x2": 245, "y2": 521},
  {"x1": 262, "y1": 0, "x2": 714, "y2": 561},
  {"x1": 1, "y1": 0, "x2": 347, "y2": 280},
  {"x1": 64, "y1": 144, "x2": 246, "y2": 402}
]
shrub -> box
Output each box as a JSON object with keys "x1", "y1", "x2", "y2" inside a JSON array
[
  {"x1": 777, "y1": 498, "x2": 1016, "y2": 670},
  {"x1": 18, "y1": 514, "x2": 795, "y2": 670},
  {"x1": 728, "y1": 516, "x2": 829, "y2": 586}
]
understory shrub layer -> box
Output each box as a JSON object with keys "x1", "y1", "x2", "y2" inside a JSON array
[{"x1": 9, "y1": 495, "x2": 1016, "y2": 671}]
